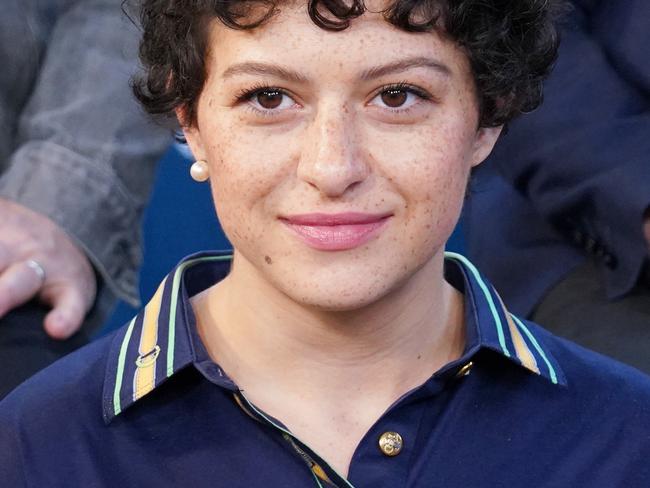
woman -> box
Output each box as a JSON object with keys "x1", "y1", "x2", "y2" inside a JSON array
[{"x1": 1, "y1": 0, "x2": 649, "y2": 486}]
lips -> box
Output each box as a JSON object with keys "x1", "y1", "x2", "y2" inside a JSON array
[{"x1": 280, "y1": 212, "x2": 392, "y2": 251}]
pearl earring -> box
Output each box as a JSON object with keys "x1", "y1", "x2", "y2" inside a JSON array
[{"x1": 190, "y1": 160, "x2": 209, "y2": 182}]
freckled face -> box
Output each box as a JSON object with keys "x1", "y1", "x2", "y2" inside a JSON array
[{"x1": 184, "y1": 7, "x2": 501, "y2": 310}]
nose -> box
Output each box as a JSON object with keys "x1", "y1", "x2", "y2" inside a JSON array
[{"x1": 297, "y1": 104, "x2": 369, "y2": 198}]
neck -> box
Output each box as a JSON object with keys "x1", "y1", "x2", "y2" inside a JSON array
[
  {"x1": 193, "y1": 251, "x2": 465, "y2": 400},
  {"x1": 193, "y1": 251, "x2": 465, "y2": 476}
]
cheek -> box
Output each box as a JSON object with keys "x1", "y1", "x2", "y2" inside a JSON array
[
  {"x1": 408, "y1": 165, "x2": 468, "y2": 253},
  {"x1": 370, "y1": 118, "x2": 475, "y2": 200},
  {"x1": 368, "y1": 120, "x2": 474, "y2": 245},
  {"x1": 204, "y1": 115, "x2": 281, "y2": 191},
  {"x1": 202, "y1": 120, "x2": 299, "y2": 242}
]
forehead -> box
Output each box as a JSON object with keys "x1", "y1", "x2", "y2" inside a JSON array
[{"x1": 204, "y1": 5, "x2": 470, "y2": 79}]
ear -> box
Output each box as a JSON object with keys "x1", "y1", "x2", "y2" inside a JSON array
[
  {"x1": 175, "y1": 107, "x2": 207, "y2": 161},
  {"x1": 470, "y1": 126, "x2": 503, "y2": 168}
]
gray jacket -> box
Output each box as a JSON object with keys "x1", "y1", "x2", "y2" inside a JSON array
[{"x1": 0, "y1": 0, "x2": 170, "y2": 316}]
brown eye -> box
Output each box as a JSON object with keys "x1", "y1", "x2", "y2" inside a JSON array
[
  {"x1": 380, "y1": 89, "x2": 408, "y2": 108},
  {"x1": 256, "y1": 90, "x2": 284, "y2": 109}
]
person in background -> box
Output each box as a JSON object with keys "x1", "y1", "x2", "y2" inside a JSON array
[
  {"x1": 0, "y1": 0, "x2": 170, "y2": 396},
  {"x1": 466, "y1": 0, "x2": 650, "y2": 373}
]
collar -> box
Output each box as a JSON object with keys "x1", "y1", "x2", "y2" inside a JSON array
[
  {"x1": 444, "y1": 252, "x2": 565, "y2": 386},
  {"x1": 102, "y1": 250, "x2": 565, "y2": 423}
]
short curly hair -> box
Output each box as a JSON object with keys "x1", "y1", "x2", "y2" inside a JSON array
[{"x1": 131, "y1": 0, "x2": 566, "y2": 128}]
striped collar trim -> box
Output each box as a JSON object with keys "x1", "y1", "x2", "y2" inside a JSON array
[
  {"x1": 445, "y1": 252, "x2": 566, "y2": 386},
  {"x1": 102, "y1": 252, "x2": 233, "y2": 423},
  {"x1": 102, "y1": 251, "x2": 565, "y2": 423}
]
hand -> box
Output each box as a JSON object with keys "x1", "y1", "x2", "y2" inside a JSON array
[
  {"x1": 645, "y1": 215, "x2": 650, "y2": 253},
  {"x1": 0, "y1": 198, "x2": 97, "y2": 339}
]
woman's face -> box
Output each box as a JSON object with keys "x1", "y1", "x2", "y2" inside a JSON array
[{"x1": 184, "y1": 5, "x2": 501, "y2": 310}]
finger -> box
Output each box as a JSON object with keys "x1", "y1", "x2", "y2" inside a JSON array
[
  {"x1": 43, "y1": 286, "x2": 87, "y2": 340},
  {"x1": 0, "y1": 241, "x2": 13, "y2": 274},
  {"x1": 0, "y1": 261, "x2": 44, "y2": 318}
]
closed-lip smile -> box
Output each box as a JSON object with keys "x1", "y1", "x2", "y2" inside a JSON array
[{"x1": 280, "y1": 212, "x2": 393, "y2": 251}]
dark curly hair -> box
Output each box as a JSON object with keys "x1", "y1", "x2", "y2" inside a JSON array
[{"x1": 131, "y1": 0, "x2": 566, "y2": 128}]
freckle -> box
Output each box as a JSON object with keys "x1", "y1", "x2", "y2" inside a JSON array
[
  {"x1": 265, "y1": 255, "x2": 273, "y2": 265},
  {"x1": 417, "y1": 354, "x2": 422, "y2": 360}
]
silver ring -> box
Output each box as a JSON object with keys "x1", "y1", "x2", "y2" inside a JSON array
[{"x1": 25, "y1": 259, "x2": 46, "y2": 285}]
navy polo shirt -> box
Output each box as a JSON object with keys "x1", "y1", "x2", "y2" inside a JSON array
[{"x1": 1, "y1": 251, "x2": 650, "y2": 487}]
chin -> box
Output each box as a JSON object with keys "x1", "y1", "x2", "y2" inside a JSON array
[
  {"x1": 286, "y1": 286, "x2": 391, "y2": 313},
  {"x1": 311, "y1": 289, "x2": 387, "y2": 311},
  {"x1": 271, "y1": 260, "x2": 416, "y2": 312}
]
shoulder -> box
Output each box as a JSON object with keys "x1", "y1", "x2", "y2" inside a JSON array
[
  {"x1": 536, "y1": 323, "x2": 650, "y2": 479},
  {"x1": 529, "y1": 320, "x2": 650, "y2": 415}
]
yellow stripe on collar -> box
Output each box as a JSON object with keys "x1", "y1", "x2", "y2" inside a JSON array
[
  {"x1": 494, "y1": 291, "x2": 540, "y2": 375},
  {"x1": 134, "y1": 277, "x2": 167, "y2": 401}
]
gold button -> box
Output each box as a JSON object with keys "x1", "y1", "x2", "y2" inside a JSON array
[
  {"x1": 455, "y1": 361, "x2": 473, "y2": 378},
  {"x1": 378, "y1": 431, "x2": 403, "y2": 457}
]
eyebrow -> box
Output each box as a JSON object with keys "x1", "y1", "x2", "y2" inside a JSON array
[
  {"x1": 359, "y1": 57, "x2": 451, "y2": 81},
  {"x1": 221, "y1": 57, "x2": 451, "y2": 83},
  {"x1": 222, "y1": 62, "x2": 310, "y2": 83}
]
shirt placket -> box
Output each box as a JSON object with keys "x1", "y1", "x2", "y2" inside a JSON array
[{"x1": 233, "y1": 391, "x2": 357, "y2": 488}]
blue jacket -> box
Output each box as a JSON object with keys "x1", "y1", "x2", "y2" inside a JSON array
[{"x1": 466, "y1": 0, "x2": 650, "y2": 316}]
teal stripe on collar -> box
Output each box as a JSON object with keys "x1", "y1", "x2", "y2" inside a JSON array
[
  {"x1": 113, "y1": 317, "x2": 136, "y2": 416},
  {"x1": 445, "y1": 252, "x2": 511, "y2": 357},
  {"x1": 511, "y1": 314, "x2": 563, "y2": 385}
]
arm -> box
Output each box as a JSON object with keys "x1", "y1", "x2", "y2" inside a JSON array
[
  {"x1": 489, "y1": 3, "x2": 650, "y2": 298},
  {"x1": 0, "y1": 0, "x2": 170, "y2": 336}
]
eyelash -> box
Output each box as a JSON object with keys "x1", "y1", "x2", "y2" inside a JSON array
[
  {"x1": 373, "y1": 82, "x2": 434, "y2": 113},
  {"x1": 234, "y1": 83, "x2": 295, "y2": 117},
  {"x1": 233, "y1": 82, "x2": 434, "y2": 117}
]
